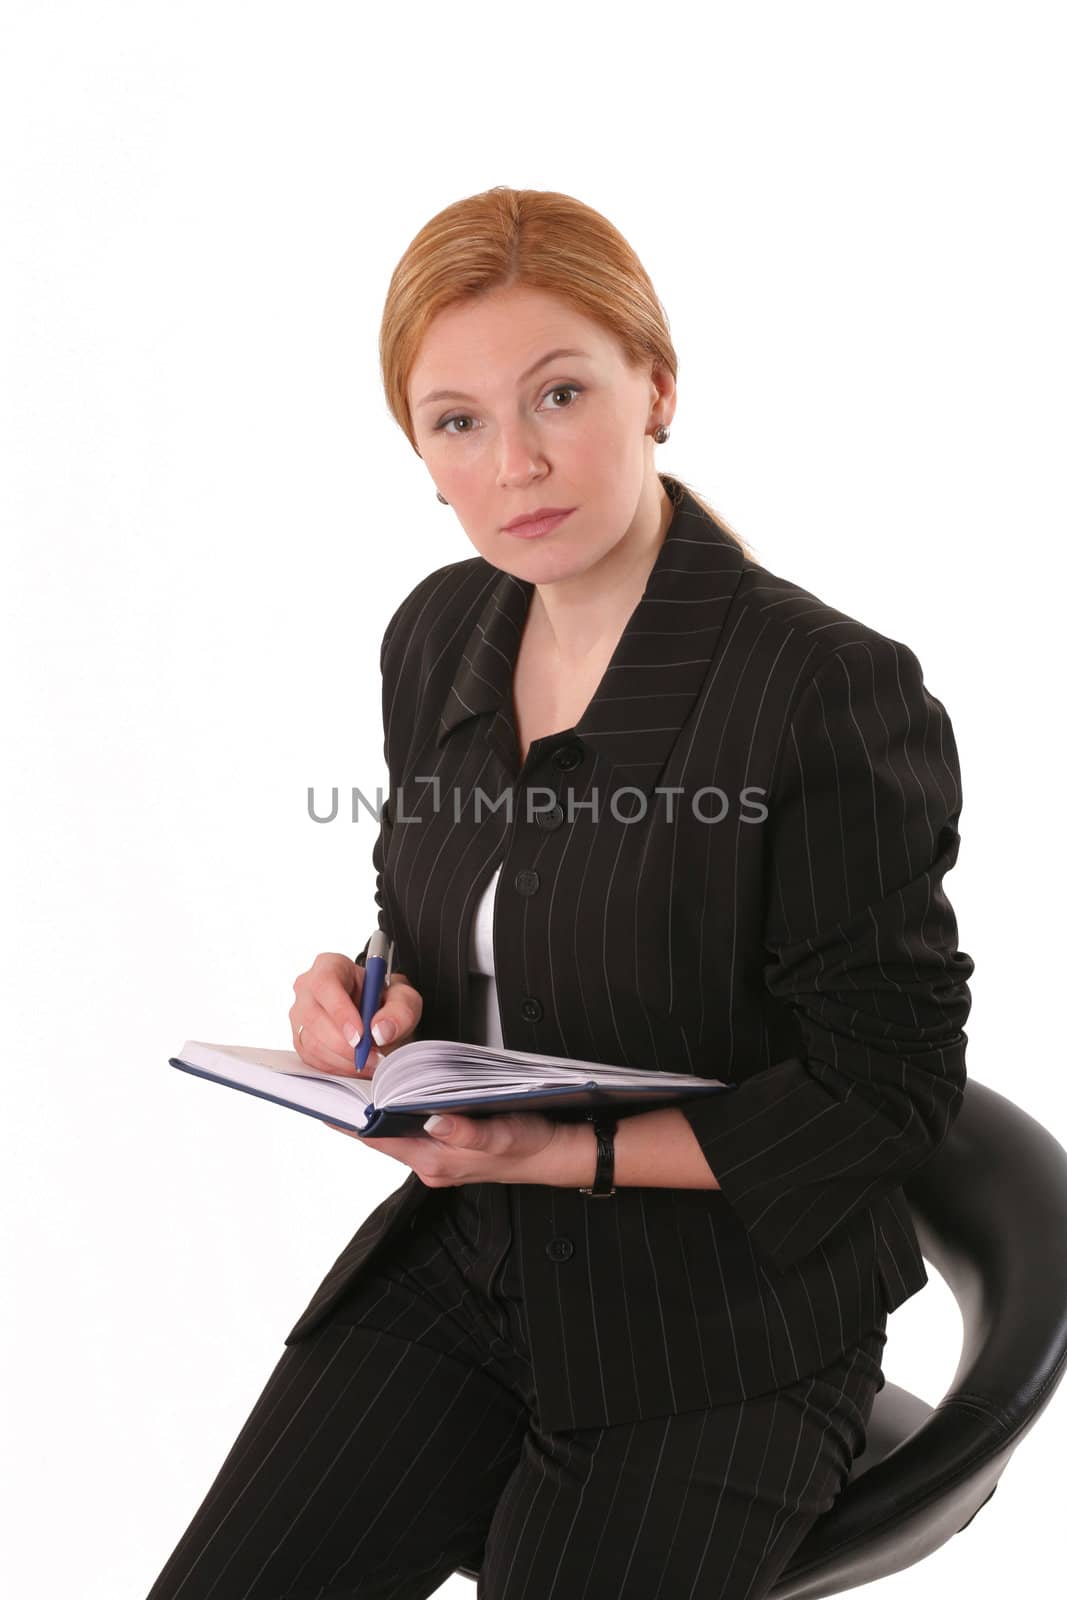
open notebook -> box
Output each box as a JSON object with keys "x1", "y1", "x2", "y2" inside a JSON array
[{"x1": 168, "y1": 1037, "x2": 737, "y2": 1138}]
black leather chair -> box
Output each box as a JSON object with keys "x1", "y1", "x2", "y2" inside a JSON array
[{"x1": 455, "y1": 1079, "x2": 1067, "y2": 1595}]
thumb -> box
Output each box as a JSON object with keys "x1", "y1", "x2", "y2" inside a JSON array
[{"x1": 424, "y1": 1113, "x2": 480, "y2": 1143}]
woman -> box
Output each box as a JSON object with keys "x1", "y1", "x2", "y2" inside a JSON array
[{"x1": 146, "y1": 188, "x2": 974, "y2": 1600}]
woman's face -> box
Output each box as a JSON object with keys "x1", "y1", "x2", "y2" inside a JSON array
[{"x1": 408, "y1": 283, "x2": 674, "y2": 583}]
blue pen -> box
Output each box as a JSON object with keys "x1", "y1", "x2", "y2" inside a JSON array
[{"x1": 355, "y1": 930, "x2": 394, "y2": 1072}]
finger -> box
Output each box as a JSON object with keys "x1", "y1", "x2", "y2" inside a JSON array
[
  {"x1": 367, "y1": 970, "x2": 423, "y2": 1050},
  {"x1": 310, "y1": 964, "x2": 369, "y2": 1068},
  {"x1": 290, "y1": 1011, "x2": 345, "y2": 1070},
  {"x1": 300, "y1": 1014, "x2": 375, "y2": 1075},
  {"x1": 292, "y1": 956, "x2": 366, "y2": 1070}
]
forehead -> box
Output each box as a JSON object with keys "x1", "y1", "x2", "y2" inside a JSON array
[{"x1": 410, "y1": 286, "x2": 617, "y2": 388}]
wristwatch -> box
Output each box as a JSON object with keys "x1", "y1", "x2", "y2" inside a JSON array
[{"x1": 579, "y1": 1110, "x2": 618, "y2": 1196}]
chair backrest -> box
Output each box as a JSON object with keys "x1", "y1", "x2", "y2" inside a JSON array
[{"x1": 768, "y1": 1078, "x2": 1067, "y2": 1598}]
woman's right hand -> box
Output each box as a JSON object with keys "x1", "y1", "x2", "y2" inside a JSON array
[{"x1": 289, "y1": 951, "x2": 423, "y2": 1078}]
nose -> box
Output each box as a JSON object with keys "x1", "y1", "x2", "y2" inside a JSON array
[{"x1": 493, "y1": 415, "x2": 548, "y2": 486}]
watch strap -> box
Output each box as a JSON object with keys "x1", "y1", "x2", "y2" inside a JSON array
[{"x1": 579, "y1": 1111, "x2": 618, "y2": 1196}]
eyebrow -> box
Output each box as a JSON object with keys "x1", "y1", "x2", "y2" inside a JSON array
[{"x1": 415, "y1": 347, "x2": 593, "y2": 409}]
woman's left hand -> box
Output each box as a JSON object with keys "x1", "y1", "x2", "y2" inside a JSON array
[{"x1": 323, "y1": 1109, "x2": 580, "y2": 1187}]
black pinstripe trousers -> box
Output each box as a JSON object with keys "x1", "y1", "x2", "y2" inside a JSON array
[{"x1": 144, "y1": 1182, "x2": 887, "y2": 1600}]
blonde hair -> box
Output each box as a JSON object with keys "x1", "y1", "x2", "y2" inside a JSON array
[{"x1": 379, "y1": 185, "x2": 757, "y2": 563}]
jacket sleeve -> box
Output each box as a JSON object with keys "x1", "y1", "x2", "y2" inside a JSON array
[
  {"x1": 354, "y1": 610, "x2": 402, "y2": 973},
  {"x1": 677, "y1": 636, "x2": 975, "y2": 1273},
  {"x1": 353, "y1": 790, "x2": 394, "y2": 971}
]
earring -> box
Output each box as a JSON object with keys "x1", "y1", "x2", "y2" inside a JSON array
[{"x1": 436, "y1": 490, "x2": 448, "y2": 504}]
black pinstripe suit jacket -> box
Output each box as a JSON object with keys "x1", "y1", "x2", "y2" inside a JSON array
[{"x1": 284, "y1": 473, "x2": 975, "y2": 1433}]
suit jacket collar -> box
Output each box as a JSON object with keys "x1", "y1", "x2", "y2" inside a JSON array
[{"x1": 435, "y1": 474, "x2": 749, "y2": 797}]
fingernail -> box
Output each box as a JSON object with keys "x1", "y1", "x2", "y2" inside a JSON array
[
  {"x1": 343, "y1": 1023, "x2": 361, "y2": 1047},
  {"x1": 372, "y1": 1019, "x2": 395, "y2": 1046},
  {"x1": 424, "y1": 1115, "x2": 454, "y2": 1136}
]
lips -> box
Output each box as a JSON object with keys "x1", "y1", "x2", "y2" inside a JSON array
[{"x1": 502, "y1": 508, "x2": 575, "y2": 539}]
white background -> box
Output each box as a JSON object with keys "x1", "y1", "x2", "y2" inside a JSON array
[{"x1": 2, "y1": 3, "x2": 1064, "y2": 1595}]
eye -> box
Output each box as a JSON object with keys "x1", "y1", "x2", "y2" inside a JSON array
[
  {"x1": 434, "y1": 382, "x2": 584, "y2": 436},
  {"x1": 541, "y1": 383, "x2": 582, "y2": 411}
]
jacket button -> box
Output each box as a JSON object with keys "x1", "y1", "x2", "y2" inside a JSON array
[
  {"x1": 515, "y1": 868, "x2": 540, "y2": 895},
  {"x1": 545, "y1": 1237, "x2": 574, "y2": 1261},
  {"x1": 520, "y1": 997, "x2": 543, "y2": 1022},
  {"x1": 536, "y1": 804, "x2": 565, "y2": 829},
  {"x1": 552, "y1": 744, "x2": 582, "y2": 770}
]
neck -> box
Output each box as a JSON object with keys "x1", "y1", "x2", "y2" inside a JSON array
[{"x1": 529, "y1": 475, "x2": 674, "y2": 664}]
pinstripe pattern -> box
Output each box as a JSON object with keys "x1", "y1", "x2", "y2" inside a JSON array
[
  {"x1": 146, "y1": 1180, "x2": 888, "y2": 1599},
  {"x1": 282, "y1": 473, "x2": 973, "y2": 1434}
]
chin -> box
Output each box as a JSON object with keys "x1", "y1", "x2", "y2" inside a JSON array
[{"x1": 509, "y1": 546, "x2": 598, "y2": 584}]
